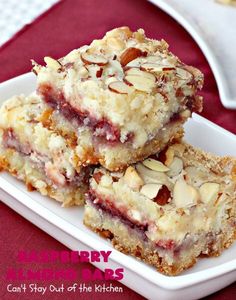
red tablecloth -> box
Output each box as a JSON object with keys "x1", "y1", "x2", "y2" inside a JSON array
[{"x1": 0, "y1": 0, "x2": 235, "y2": 299}]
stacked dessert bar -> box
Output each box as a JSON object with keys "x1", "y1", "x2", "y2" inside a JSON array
[
  {"x1": 85, "y1": 142, "x2": 236, "y2": 275},
  {"x1": 0, "y1": 93, "x2": 90, "y2": 206},
  {"x1": 0, "y1": 27, "x2": 235, "y2": 275},
  {"x1": 33, "y1": 26, "x2": 203, "y2": 171}
]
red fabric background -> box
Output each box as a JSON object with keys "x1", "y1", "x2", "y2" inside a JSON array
[{"x1": 0, "y1": 0, "x2": 235, "y2": 299}]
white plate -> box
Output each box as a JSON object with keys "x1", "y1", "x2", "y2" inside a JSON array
[
  {"x1": 149, "y1": 0, "x2": 236, "y2": 109},
  {"x1": 0, "y1": 73, "x2": 235, "y2": 300}
]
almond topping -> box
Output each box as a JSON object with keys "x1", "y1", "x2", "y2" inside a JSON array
[
  {"x1": 124, "y1": 74, "x2": 156, "y2": 93},
  {"x1": 140, "y1": 183, "x2": 162, "y2": 199},
  {"x1": 126, "y1": 57, "x2": 145, "y2": 68},
  {"x1": 136, "y1": 163, "x2": 170, "y2": 187},
  {"x1": 124, "y1": 166, "x2": 144, "y2": 191},
  {"x1": 143, "y1": 158, "x2": 170, "y2": 172},
  {"x1": 154, "y1": 185, "x2": 171, "y2": 206},
  {"x1": 167, "y1": 157, "x2": 183, "y2": 177},
  {"x1": 44, "y1": 56, "x2": 62, "y2": 71},
  {"x1": 185, "y1": 166, "x2": 209, "y2": 187},
  {"x1": 145, "y1": 55, "x2": 162, "y2": 63},
  {"x1": 199, "y1": 182, "x2": 220, "y2": 203},
  {"x1": 173, "y1": 179, "x2": 199, "y2": 208},
  {"x1": 176, "y1": 67, "x2": 193, "y2": 81},
  {"x1": 108, "y1": 81, "x2": 133, "y2": 94},
  {"x1": 120, "y1": 47, "x2": 146, "y2": 67},
  {"x1": 125, "y1": 68, "x2": 156, "y2": 81},
  {"x1": 141, "y1": 63, "x2": 161, "y2": 71},
  {"x1": 81, "y1": 52, "x2": 108, "y2": 66}
]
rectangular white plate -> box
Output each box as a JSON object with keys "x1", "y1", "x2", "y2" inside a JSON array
[{"x1": 0, "y1": 73, "x2": 235, "y2": 300}]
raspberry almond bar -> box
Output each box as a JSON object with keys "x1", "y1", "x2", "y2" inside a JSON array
[
  {"x1": 0, "y1": 94, "x2": 91, "y2": 206},
  {"x1": 34, "y1": 27, "x2": 203, "y2": 171},
  {"x1": 84, "y1": 142, "x2": 236, "y2": 275}
]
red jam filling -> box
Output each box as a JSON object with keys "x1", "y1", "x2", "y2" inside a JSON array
[
  {"x1": 2, "y1": 128, "x2": 31, "y2": 155},
  {"x1": 87, "y1": 190, "x2": 180, "y2": 251},
  {"x1": 38, "y1": 84, "x2": 126, "y2": 143},
  {"x1": 87, "y1": 190, "x2": 148, "y2": 238},
  {"x1": 156, "y1": 239, "x2": 176, "y2": 251},
  {"x1": 2, "y1": 128, "x2": 89, "y2": 188}
]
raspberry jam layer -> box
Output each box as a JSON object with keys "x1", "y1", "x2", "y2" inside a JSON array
[
  {"x1": 2, "y1": 128, "x2": 89, "y2": 188},
  {"x1": 87, "y1": 190, "x2": 181, "y2": 252},
  {"x1": 3, "y1": 128, "x2": 31, "y2": 155},
  {"x1": 87, "y1": 190, "x2": 148, "y2": 240},
  {"x1": 38, "y1": 84, "x2": 123, "y2": 143}
]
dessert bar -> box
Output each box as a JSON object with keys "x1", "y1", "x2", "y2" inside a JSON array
[
  {"x1": 84, "y1": 142, "x2": 236, "y2": 275},
  {"x1": 34, "y1": 27, "x2": 203, "y2": 171},
  {"x1": 0, "y1": 94, "x2": 90, "y2": 206}
]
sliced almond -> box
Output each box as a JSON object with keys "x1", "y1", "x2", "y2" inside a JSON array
[
  {"x1": 124, "y1": 166, "x2": 144, "y2": 191},
  {"x1": 143, "y1": 158, "x2": 169, "y2": 172},
  {"x1": 107, "y1": 37, "x2": 125, "y2": 50},
  {"x1": 125, "y1": 68, "x2": 156, "y2": 81},
  {"x1": 176, "y1": 67, "x2": 193, "y2": 81},
  {"x1": 44, "y1": 56, "x2": 62, "y2": 71},
  {"x1": 108, "y1": 59, "x2": 124, "y2": 77},
  {"x1": 108, "y1": 81, "x2": 133, "y2": 94},
  {"x1": 140, "y1": 183, "x2": 162, "y2": 199},
  {"x1": 105, "y1": 76, "x2": 117, "y2": 86},
  {"x1": 120, "y1": 47, "x2": 146, "y2": 67},
  {"x1": 126, "y1": 57, "x2": 145, "y2": 68},
  {"x1": 140, "y1": 63, "x2": 163, "y2": 72},
  {"x1": 199, "y1": 182, "x2": 220, "y2": 203},
  {"x1": 173, "y1": 179, "x2": 199, "y2": 208},
  {"x1": 124, "y1": 74, "x2": 156, "y2": 93},
  {"x1": 167, "y1": 157, "x2": 183, "y2": 177},
  {"x1": 145, "y1": 55, "x2": 162, "y2": 63},
  {"x1": 136, "y1": 163, "x2": 170, "y2": 186},
  {"x1": 81, "y1": 52, "x2": 108, "y2": 66},
  {"x1": 185, "y1": 166, "x2": 210, "y2": 187}
]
